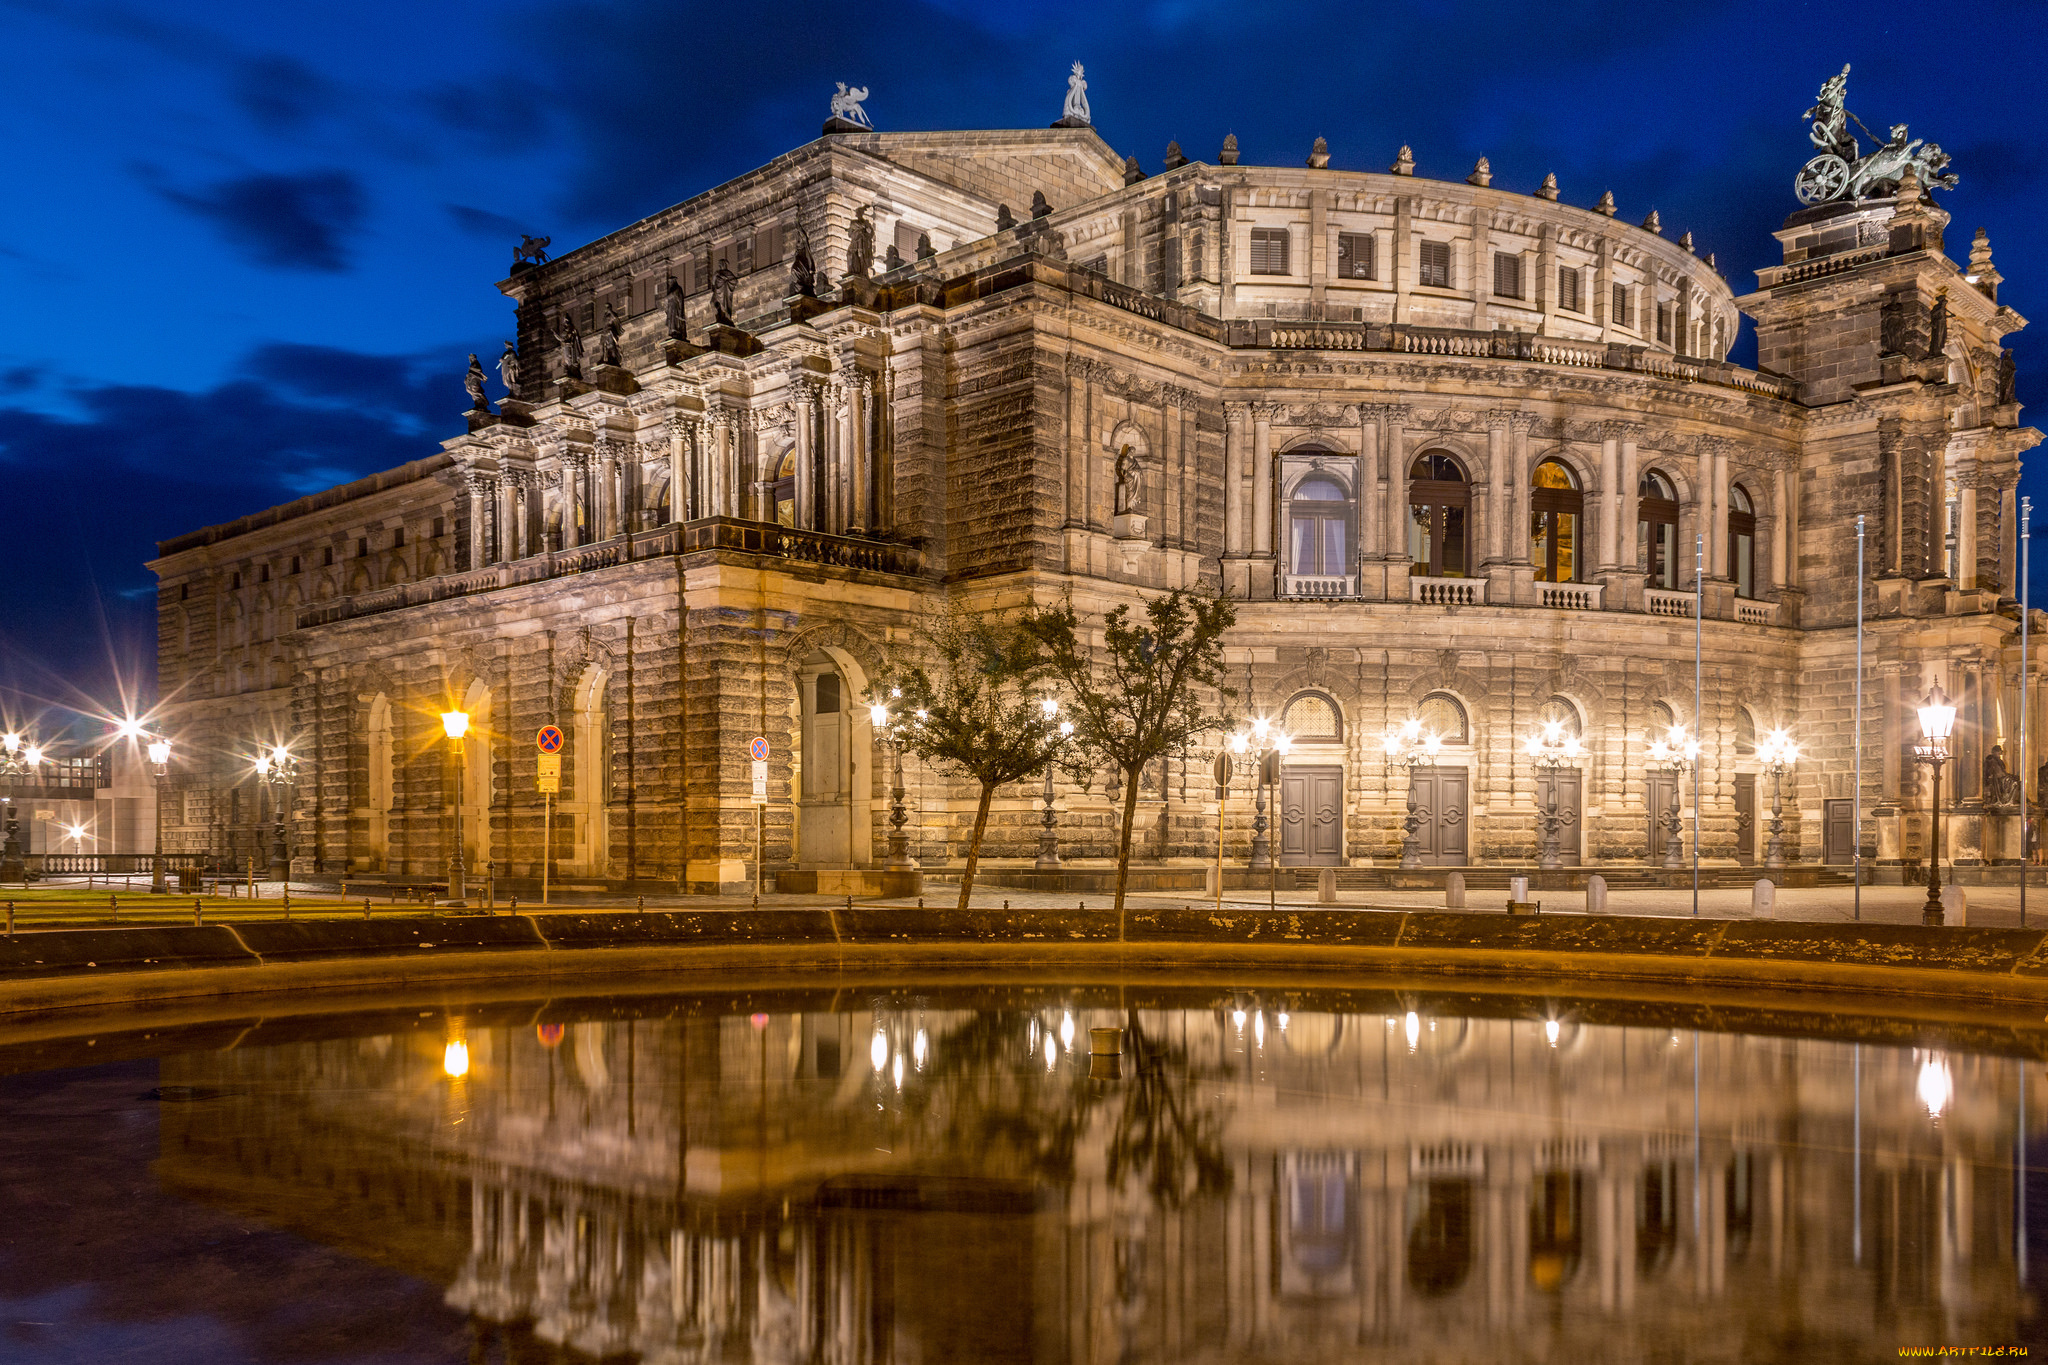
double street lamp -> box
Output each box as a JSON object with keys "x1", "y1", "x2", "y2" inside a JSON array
[
  {"x1": 1523, "y1": 720, "x2": 1586, "y2": 871},
  {"x1": 1380, "y1": 719, "x2": 1444, "y2": 869},
  {"x1": 1031, "y1": 697, "x2": 1073, "y2": 870},
  {"x1": 1915, "y1": 683, "x2": 1958, "y2": 927},
  {"x1": 253, "y1": 744, "x2": 298, "y2": 885},
  {"x1": 1756, "y1": 728, "x2": 1802, "y2": 870},
  {"x1": 1, "y1": 731, "x2": 43, "y2": 882},
  {"x1": 1235, "y1": 717, "x2": 1291, "y2": 871},
  {"x1": 441, "y1": 710, "x2": 470, "y2": 906},
  {"x1": 1646, "y1": 725, "x2": 1700, "y2": 870}
]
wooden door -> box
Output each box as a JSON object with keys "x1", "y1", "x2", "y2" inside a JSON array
[
  {"x1": 1281, "y1": 766, "x2": 1344, "y2": 866},
  {"x1": 1410, "y1": 767, "x2": 1470, "y2": 866},
  {"x1": 1823, "y1": 798, "x2": 1854, "y2": 865},
  {"x1": 1647, "y1": 772, "x2": 1679, "y2": 861},
  {"x1": 1733, "y1": 773, "x2": 1757, "y2": 865},
  {"x1": 1535, "y1": 770, "x2": 1583, "y2": 864}
]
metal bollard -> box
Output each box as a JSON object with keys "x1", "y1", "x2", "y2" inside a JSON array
[
  {"x1": 637, "y1": 894, "x2": 644, "y2": 911},
  {"x1": 918, "y1": 897, "x2": 924, "y2": 909},
  {"x1": 6, "y1": 901, "x2": 12, "y2": 938},
  {"x1": 194, "y1": 898, "x2": 203, "y2": 926},
  {"x1": 363, "y1": 897, "x2": 371, "y2": 920},
  {"x1": 110, "y1": 894, "x2": 117, "y2": 923},
  {"x1": 510, "y1": 896, "x2": 518, "y2": 912},
  {"x1": 1003, "y1": 899, "x2": 1010, "y2": 910}
]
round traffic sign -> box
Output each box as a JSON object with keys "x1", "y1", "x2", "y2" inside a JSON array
[
  {"x1": 749, "y1": 736, "x2": 769, "y2": 762},
  {"x1": 536, "y1": 725, "x2": 564, "y2": 753}
]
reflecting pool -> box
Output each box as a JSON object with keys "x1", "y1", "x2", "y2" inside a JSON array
[{"x1": 4, "y1": 984, "x2": 2048, "y2": 1363}]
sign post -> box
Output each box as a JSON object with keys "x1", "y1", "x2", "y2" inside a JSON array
[
  {"x1": 537, "y1": 727, "x2": 564, "y2": 907},
  {"x1": 1212, "y1": 750, "x2": 1231, "y2": 912},
  {"x1": 749, "y1": 737, "x2": 769, "y2": 897}
]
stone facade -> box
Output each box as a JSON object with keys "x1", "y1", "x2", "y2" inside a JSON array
[{"x1": 150, "y1": 122, "x2": 2037, "y2": 891}]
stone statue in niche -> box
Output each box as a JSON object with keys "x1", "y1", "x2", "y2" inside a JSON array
[
  {"x1": 791, "y1": 221, "x2": 818, "y2": 297},
  {"x1": 1113, "y1": 444, "x2": 1142, "y2": 515},
  {"x1": 711, "y1": 264, "x2": 738, "y2": 326},
  {"x1": 495, "y1": 340, "x2": 519, "y2": 394},
  {"x1": 1985, "y1": 744, "x2": 2024, "y2": 809},
  {"x1": 1927, "y1": 291, "x2": 1949, "y2": 361},
  {"x1": 845, "y1": 206, "x2": 875, "y2": 279},
  {"x1": 1998, "y1": 349, "x2": 2018, "y2": 406},
  {"x1": 664, "y1": 275, "x2": 687, "y2": 340},
  {"x1": 464, "y1": 353, "x2": 490, "y2": 412},
  {"x1": 556, "y1": 313, "x2": 583, "y2": 380},
  {"x1": 597, "y1": 301, "x2": 622, "y2": 367}
]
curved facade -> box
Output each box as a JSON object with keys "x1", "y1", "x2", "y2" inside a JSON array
[{"x1": 149, "y1": 120, "x2": 2038, "y2": 890}]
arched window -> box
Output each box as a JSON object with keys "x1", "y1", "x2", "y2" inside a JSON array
[
  {"x1": 773, "y1": 450, "x2": 797, "y2": 527},
  {"x1": 1638, "y1": 470, "x2": 1679, "y2": 589},
  {"x1": 1530, "y1": 460, "x2": 1582, "y2": 584},
  {"x1": 1735, "y1": 706, "x2": 1757, "y2": 757},
  {"x1": 1407, "y1": 452, "x2": 1469, "y2": 578},
  {"x1": 1417, "y1": 692, "x2": 1469, "y2": 744},
  {"x1": 1538, "y1": 696, "x2": 1581, "y2": 737},
  {"x1": 1528, "y1": 1171, "x2": 1584, "y2": 1293},
  {"x1": 1282, "y1": 692, "x2": 1341, "y2": 741},
  {"x1": 1729, "y1": 484, "x2": 1757, "y2": 598},
  {"x1": 1287, "y1": 475, "x2": 1353, "y2": 584}
]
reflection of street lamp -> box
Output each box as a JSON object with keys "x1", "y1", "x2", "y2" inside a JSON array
[
  {"x1": 1756, "y1": 728, "x2": 1801, "y2": 870},
  {"x1": 1380, "y1": 719, "x2": 1445, "y2": 869},
  {"x1": 146, "y1": 737, "x2": 172, "y2": 893},
  {"x1": 1646, "y1": 725, "x2": 1699, "y2": 870},
  {"x1": 441, "y1": 710, "x2": 470, "y2": 906},
  {"x1": 1523, "y1": 721, "x2": 1586, "y2": 871},
  {"x1": 1915, "y1": 684, "x2": 1957, "y2": 926},
  {"x1": 1, "y1": 732, "x2": 44, "y2": 883},
  {"x1": 253, "y1": 744, "x2": 299, "y2": 885}
]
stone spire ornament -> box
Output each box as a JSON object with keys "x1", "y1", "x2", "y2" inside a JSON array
[
  {"x1": 1163, "y1": 140, "x2": 1188, "y2": 170},
  {"x1": 1594, "y1": 190, "x2": 1616, "y2": 216},
  {"x1": 1391, "y1": 145, "x2": 1415, "y2": 176},
  {"x1": 1536, "y1": 172, "x2": 1559, "y2": 201},
  {"x1": 1218, "y1": 133, "x2": 1239, "y2": 166},
  {"x1": 1679, "y1": 230, "x2": 1695, "y2": 252},
  {"x1": 1307, "y1": 136, "x2": 1330, "y2": 169},
  {"x1": 1466, "y1": 157, "x2": 1491, "y2": 187},
  {"x1": 1641, "y1": 208, "x2": 1662, "y2": 234},
  {"x1": 1967, "y1": 226, "x2": 2002, "y2": 301},
  {"x1": 1123, "y1": 155, "x2": 1144, "y2": 186},
  {"x1": 1053, "y1": 61, "x2": 1091, "y2": 127}
]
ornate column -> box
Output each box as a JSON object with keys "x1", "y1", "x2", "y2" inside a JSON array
[
  {"x1": 465, "y1": 472, "x2": 493, "y2": 568},
  {"x1": 594, "y1": 438, "x2": 620, "y2": 541},
  {"x1": 1386, "y1": 407, "x2": 1412, "y2": 567},
  {"x1": 1508, "y1": 412, "x2": 1537, "y2": 562},
  {"x1": 1485, "y1": 413, "x2": 1510, "y2": 563},
  {"x1": 848, "y1": 371, "x2": 871, "y2": 535},
  {"x1": 1958, "y1": 478, "x2": 1979, "y2": 587},
  {"x1": 666, "y1": 413, "x2": 697, "y2": 524},
  {"x1": 561, "y1": 450, "x2": 589, "y2": 546},
  {"x1": 497, "y1": 476, "x2": 520, "y2": 561},
  {"x1": 1358, "y1": 404, "x2": 1382, "y2": 560},
  {"x1": 790, "y1": 381, "x2": 817, "y2": 530},
  {"x1": 1597, "y1": 427, "x2": 1621, "y2": 570},
  {"x1": 1251, "y1": 402, "x2": 1277, "y2": 558},
  {"x1": 1619, "y1": 434, "x2": 1641, "y2": 571},
  {"x1": 1223, "y1": 403, "x2": 1247, "y2": 555},
  {"x1": 1771, "y1": 468, "x2": 1790, "y2": 590}
]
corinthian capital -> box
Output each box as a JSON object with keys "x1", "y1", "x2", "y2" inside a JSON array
[{"x1": 1248, "y1": 400, "x2": 1282, "y2": 422}]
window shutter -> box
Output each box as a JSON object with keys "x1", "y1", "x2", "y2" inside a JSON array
[
  {"x1": 1493, "y1": 251, "x2": 1521, "y2": 299},
  {"x1": 1337, "y1": 232, "x2": 1375, "y2": 281},
  {"x1": 1612, "y1": 283, "x2": 1630, "y2": 328},
  {"x1": 1419, "y1": 240, "x2": 1450, "y2": 289},
  {"x1": 1558, "y1": 266, "x2": 1580, "y2": 313},
  {"x1": 1249, "y1": 228, "x2": 1290, "y2": 275}
]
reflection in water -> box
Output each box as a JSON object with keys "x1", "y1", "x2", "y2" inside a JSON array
[{"x1": 128, "y1": 996, "x2": 2047, "y2": 1362}]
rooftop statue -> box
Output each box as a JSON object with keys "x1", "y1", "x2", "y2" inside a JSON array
[
  {"x1": 1795, "y1": 65, "x2": 1958, "y2": 205},
  {"x1": 495, "y1": 340, "x2": 519, "y2": 394},
  {"x1": 1060, "y1": 61, "x2": 1090, "y2": 126},
  {"x1": 827, "y1": 83, "x2": 872, "y2": 130},
  {"x1": 464, "y1": 353, "x2": 489, "y2": 412}
]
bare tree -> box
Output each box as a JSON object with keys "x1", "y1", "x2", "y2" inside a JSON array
[
  {"x1": 1026, "y1": 590, "x2": 1236, "y2": 928},
  {"x1": 869, "y1": 607, "x2": 1071, "y2": 912}
]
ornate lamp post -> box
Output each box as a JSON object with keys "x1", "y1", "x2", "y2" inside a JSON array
[
  {"x1": 253, "y1": 744, "x2": 299, "y2": 886},
  {"x1": 1380, "y1": 719, "x2": 1445, "y2": 869},
  {"x1": 866, "y1": 692, "x2": 923, "y2": 872},
  {"x1": 1, "y1": 731, "x2": 43, "y2": 883},
  {"x1": 1915, "y1": 684, "x2": 1957, "y2": 926},
  {"x1": 146, "y1": 737, "x2": 172, "y2": 893},
  {"x1": 441, "y1": 710, "x2": 470, "y2": 906},
  {"x1": 1756, "y1": 728, "x2": 1802, "y2": 870},
  {"x1": 1645, "y1": 725, "x2": 1699, "y2": 870},
  {"x1": 1237, "y1": 717, "x2": 1291, "y2": 870},
  {"x1": 1523, "y1": 720, "x2": 1586, "y2": 872},
  {"x1": 1033, "y1": 696, "x2": 1074, "y2": 870}
]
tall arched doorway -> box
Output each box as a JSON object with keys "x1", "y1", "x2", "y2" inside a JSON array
[
  {"x1": 796, "y1": 649, "x2": 874, "y2": 869},
  {"x1": 1407, "y1": 452, "x2": 1469, "y2": 578},
  {"x1": 1278, "y1": 692, "x2": 1343, "y2": 866},
  {"x1": 569, "y1": 667, "x2": 610, "y2": 878}
]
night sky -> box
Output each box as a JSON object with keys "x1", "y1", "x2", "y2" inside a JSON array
[{"x1": 3, "y1": 0, "x2": 2045, "y2": 725}]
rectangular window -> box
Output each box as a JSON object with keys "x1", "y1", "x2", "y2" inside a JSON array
[
  {"x1": 1493, "y1": 251, "x2": 1523, "y2": 299},
  {"x1": 755, "y1": 223, "x2": 785, "y2": 268},
  {"x1": 323, "y1": 546, "x2": 334, "y2": 567},
  {"x1": 357, "y1": 538, "x2": 368, "y2": 558},
  {"x1": 1612, "y1": 283, "x2": 1632, "y2": 329},
  {"x1": 893, "y1": 222, "x2": 920, "y2": 264},
  {"x1": 1418, "y1": 240, "x2": 1451, "y2": 289},
  {"x1": 1656, "y1": 303, "x2": 1673, "y2": 344},
  {"x1": 432, "y1": 516, "x2": 445, "y2": 539},
  {"x1": 258, "y1": 564, "x2": 270, "y2": 583},
  {"x1": 1336, "y1": 232, "x2": 1375, "y2": 281},
  {"x1": 288, "y1": 556, "x2": 300, "y2": 575},
  {"x1": 392, "y1": 527, "x2": 405, "y2": 548},
  {"x1": 1249, "y1": 227, "x2": 1290, "y2": 276},
  {"x1": 230, "y1": 571, "x2": 241, "y2": 589},
  {"x1": 1558, "y1": 266, "x2": 1581, "y2": 313}
]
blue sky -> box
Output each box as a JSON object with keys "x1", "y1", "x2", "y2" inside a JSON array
[{"x1": 2, "y1": 0, "x2": 2045, "y2": 717}]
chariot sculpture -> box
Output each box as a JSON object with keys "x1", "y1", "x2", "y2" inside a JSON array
[{"x1": 1794, "y1": 64, "x2": 1957, "y2": 205}]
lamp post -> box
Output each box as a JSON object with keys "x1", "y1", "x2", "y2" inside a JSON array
[
  {"x1": 1646, "y1": 725, "x2": 1700, "y2": 870},
  {"x1": 1380, "y1": 719, "x2": 1445, "y2": 869},
  {"x1": 866, "y1": 693, "x2": 924, "y2": 873},
  {"x1": 1523, "y1": 720, "x2": 1586, "y2": 872},
  {"x1": 1915, "y1": 683, "x2": 1957, "y2": 926},
  {"x1": 147, "y1": 737, "x2": 172, "y2": 893},
  {"x1": 1238, "y1": 717, "x2": 1290, "y2": 871},
  {"x1": 1756, "y1": 728, "x2": 1801, "y2": 870},
  {"x1": 1, "y1": 732, "x2": 43, "y2": 883},
  {"x1": 253, "y1": 744, "x2": 299, "y2": 886},
  {"x1": 441, "y1": 710, "x2": 470, "y2": 906},
  {"x1": 1032, "y1": 696, "x2": 1074, "y2": 870}
]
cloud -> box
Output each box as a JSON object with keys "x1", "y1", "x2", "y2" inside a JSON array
[
  {"x1": 445, "y1": 203, "x2": 532, "y2": 241},
  {"x1": 155, "y1": 170, "x2": 367, "y2": 272},
  {"x1": 228, "y1": 53, "x2": 339, "y2": 132}
]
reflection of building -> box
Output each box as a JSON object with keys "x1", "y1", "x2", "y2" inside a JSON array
[
  {"x1": 157, "y1": 998, "x2": 2037, "y2": 1361},
  {"x1": 149, "y1": 84, "x2": 2039, "y2": 890}
]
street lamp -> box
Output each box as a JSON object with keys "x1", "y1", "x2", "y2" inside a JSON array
[
  {"x1": 1915, "y1": 683, "x2": 1957, "y2": 926},
  {"x1": 867, "y1": 691, "x2": 924, "y2": 873},
  {"x1": 1755, "y1": 728, "x2": 1801, "y2": 870},
  {"x1": 1646, "y1": 725, "x2": 1700, "y2": 870},
  {"x1": 1380, "y1": 718, "x2": 1445, "y2": 869},
  {"x1": 1033, "y1": 696, "x2": 1073, "y2": 870},
  {"x1": 1523, "y1": 720, "x2": 1586, "y2": 871},
  {"x1": 441, "y1": 710, "x2": 470, "y2": 906},
  {"x1": 146, "y1": 737, "x2": 172, "y2": 893},
  {"x1": 252, "y1": 744, "x2": 299, "y2": 886},
  {"x1": 1236, "y1": 717, "x2": 1291, "y2": 871},
  {"x1": 1, "y1": 732, "x2": 44, "y2": 883}
]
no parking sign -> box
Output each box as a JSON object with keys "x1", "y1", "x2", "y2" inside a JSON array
[{"x1": 749, "y1": 736, "x2": 769, "y2": 804}]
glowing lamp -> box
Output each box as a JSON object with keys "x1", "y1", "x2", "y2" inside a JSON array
[
  {"x1": 868, "y1": 702, "x2": 889, "y2": 727},
  {"x1": 146, "y1": 740, "x2": 171, "y2": 766},
  {"x1": 442, "y1": 1040, "x2": 469, "y2": 1078},
  {"x1": 1, "y1": 733, "x2": 17, "y2": 755},
  {"x1": 440, "y1": 710, "x2": 470, "y2": 740},
  {"x1": 1039, "y1": 696, "x2": 1059, "y2": 717},
  {"x1": 1917, "y1": 684, "x2": 1956, "y2": 746},
  {"x1": 1059, "y1": 719, "x2": 1074, "y2": 737},
  {"x1": 22, "y1": 746, "x2": 41, "y2": 767}
]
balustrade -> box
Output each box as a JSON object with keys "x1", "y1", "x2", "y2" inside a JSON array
[
  {"x1": 1644, "y1": 588, "x2": 1699, "y2": 618},
  {"x1": 1538, "y1": 581, "x2": 1603, "y2": 611},
  {"x1": 1410, "y1": 576, "x2": 1484, "y2": 606},
  {"x1": 1282, "y1": 574, "x2": 1359, "y2": 599}
]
